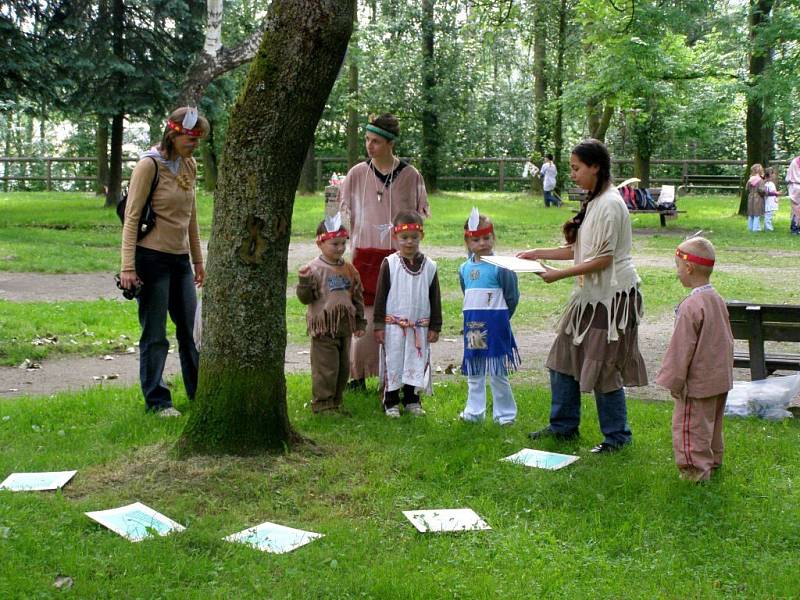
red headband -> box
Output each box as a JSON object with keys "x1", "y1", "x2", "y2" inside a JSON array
[
  {"x1": 317, "y1": 229, "x2": 349, "y2": 243},
  {"x1": 393, "y1": 223, "x2": 424, "y2": 234},
  {"x1": 166, "y1": 120, "x2": 204, "y2": 138},
  {"x1": 464, "y1": 224, "x2": 494, "y2": 238},
  {"x1": 676, "y1": 248, "x2": 714, "y2": 267}
]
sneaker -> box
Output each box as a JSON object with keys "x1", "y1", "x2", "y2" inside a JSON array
[
  {"x1": 405, "y1": 403, "x2": 426, "y2": 416},
  {"x1": 385, "y1": 406, "x2": 401, "y2": 418},
  {"x1": 158, "y1": 407, "x2": 182, "y2": 418},
  {"x1": 347, "y1": 379, "x2": 367, "y2": 391},
  {"x1": 590, "y1": 442, "x2": 621, "y2": 454},
  {"x1": 497, "y1": 419, "x2": 515, "y2": 427},
  {"x1": 459, "y1": 412, "x2": 482, "y2": 423},
  {"x1": 528, "y1": 426, "x2": 578, "y2": 441}
]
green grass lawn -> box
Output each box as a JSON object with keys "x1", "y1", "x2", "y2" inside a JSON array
[
  {"x1": 0, "y1": 379, "x2": 798, "y2": 598},
  {"x1": 3, "y1": 191, "x2": 800, "y2": 365}
]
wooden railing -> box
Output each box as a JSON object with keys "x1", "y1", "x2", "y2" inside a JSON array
[{"x1": 1, "y1": 155, "x2": 794, "y2": 193}]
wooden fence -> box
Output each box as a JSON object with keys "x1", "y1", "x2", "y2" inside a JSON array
[{"x1": 1, "y1": 155, "x2": 794, "y2": 193}]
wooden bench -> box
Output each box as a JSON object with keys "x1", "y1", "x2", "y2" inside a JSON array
[
  {"x1": 568, "y1": 187, "x2": 685, "y2": 227},
  {"x1": 727, "y1": 302, "x2": 800, "y2": 380}
]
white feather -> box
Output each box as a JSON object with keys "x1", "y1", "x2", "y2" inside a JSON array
[
  {"x1": 324, "y1": 211, "x2": 342, "y2": 233},
  {"x1": 468, "y1": 206, "x2": 480, "y2": 231},
  {"x1": 182, "y1": 107, "x2": 199, "y2": 129}
]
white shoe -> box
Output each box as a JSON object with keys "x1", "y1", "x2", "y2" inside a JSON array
[
  {"x1": 158, "y1": 407, "x2": 182, "y2": 417},
  {"x1": 405, "y1": 403, "x2": 426, "y2": 416},
  {"x1": 385, "y1": 406, "x2": 401, "y2": 418},
  {"x1": 459, "y1": 412, "x2": 482, "y2": 423}
]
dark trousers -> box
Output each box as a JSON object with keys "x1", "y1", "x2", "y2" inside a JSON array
[
  {"x1": 549, "y1": 369, "x2": 632, "y2": 447},
  {"x1": 384, "y1": 384, "x2": 419, "y2": 409},
  {"x1": 135, "y1": 247, "x2": 199, "y2": 411}
]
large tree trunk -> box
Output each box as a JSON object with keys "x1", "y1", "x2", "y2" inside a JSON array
[
  {"x1": 587, "y1": 99, "x2": 614, "y2": 142},
  {"x1": 552, "y1": 0, "x2": 569, "y2": 192},
  {"x1": 739, "y1": 0, "x2": 775, "y2": 214},
  {"x1": 420, "y1": 0, "x2": 439, "y2": 193},
  {"x1": 346, "y1": 56, "x2": 359, "y2": 169},
  {"x1": 104, "y1": 0, "x2": 125, "y2": 207},
  {"x1": 179, "y1": 0, "x2": 355, "y2": 455},
  {"x1": 95, "y1": 116, "x2": 109, "y2": 195},
  {"x1": 532, "y1": 0, "x2": 547, "y2": 158},
  {"x1": 201, "y1": 121, "x2": 218, "y2": 192}
]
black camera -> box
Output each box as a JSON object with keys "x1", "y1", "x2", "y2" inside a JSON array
[{"x1": 115, "y1": 273, "x2": 143, "y2": 300}]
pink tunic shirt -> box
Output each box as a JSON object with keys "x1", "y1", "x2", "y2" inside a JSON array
[
  {"x1": 338, "y1": 160, "x2": 430, "y2": 250},
  {"x1": 656, "y1": 286, "x2": 734, "y2": 399}
]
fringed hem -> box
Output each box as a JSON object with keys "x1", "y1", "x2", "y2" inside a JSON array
[
  {"x1": 307, "y1": 304, "x2": 356, "y2": 337},
  {"x1": 561, "y1": 285, "x2": 644, "y2": 345},
  {"x1": 461, "y1": 349, "x2": 521, "y2": 377}
]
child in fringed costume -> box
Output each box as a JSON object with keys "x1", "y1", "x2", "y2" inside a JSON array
[
  {"x1": 458, "y1": 208, "x2": 520, "y2": 426},
  {"x1": 373, "y1": 211, "x2": 442, "y2": 417},
  {"x1": 656, "y1": 237, "x2": 733, "y2": 482},
  {"x1": 746, "y1": 163, "x2": 765, "y2": 232},
  {"x1": 296, "y1": 214, "x2": 367, "y2": 413}
]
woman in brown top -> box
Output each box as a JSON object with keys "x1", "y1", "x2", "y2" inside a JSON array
[
  {"x1": 338, "y1": 113, "x2": 430, "y2": 390},
  {"x1": 119, "y1": 107, "x2": 208, "y2": 416}
]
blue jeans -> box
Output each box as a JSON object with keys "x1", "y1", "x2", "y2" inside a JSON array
[
  {"x1": 544, "y1": 190, "x2": 559, "y2": 207},
  {"x1": 747, "y1": 215, "x2": 762, "y2": 232},
  {"x1": 135, "y1": 247, "x2": 199, "y2": 411},
  {"x1": 548, "y1": 370, "x2": 632, "y2": 446}
]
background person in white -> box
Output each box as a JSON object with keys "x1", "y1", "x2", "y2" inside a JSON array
[{"x1": 540, "y1": 153, "x2": 559, "y2": 207}]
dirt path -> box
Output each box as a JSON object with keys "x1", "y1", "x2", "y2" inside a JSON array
[{"x1": 0, "y1": 239, "x2": 783, "y2": 400}]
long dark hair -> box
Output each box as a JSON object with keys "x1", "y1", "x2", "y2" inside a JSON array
[{"x1": 562, "y1": 139, "x2": 612, "y2": 244}]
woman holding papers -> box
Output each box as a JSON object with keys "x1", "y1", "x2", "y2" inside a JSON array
[{"x1": 517, "y1": 139, "x2": 647, "y2": 454}]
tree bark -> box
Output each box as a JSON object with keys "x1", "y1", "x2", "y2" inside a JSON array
[
  {"x1": 739, "y1": 0, "x2": 775, "y2": 214},
  {"x1": 420, "y1": 0, "x2": 439, "y2": 193},
  {"x1": 95, "y1": 116, "x2": 109, "y2": 195},
  {"x1": 532, "y1": 0, "x2": 548, "y2": 158},
  {"x1": 201, "y1": 121, "x2": 218, "y2": 192},
  {"x1": 179, "y1": 0, "x2": 355, "y2": 455},
  {"x1": 298, "y1": 138, "x2": 316, "y2": 194},
  {"x1": 552, "y1": 0, "x2": 569, "y2": 192},
  {"x1": 587, "y1": 100, "x2": 614, "y2": 142},
  {"x1": 346, "y1": 56, "x2": 360, "y2": 169},
  {"x1": 104, "y1": 0, "x2": 125, "y2": 208}
]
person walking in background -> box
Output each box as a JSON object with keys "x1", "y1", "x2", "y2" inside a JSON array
[
  {"x1": 540, "y1": 153, "x2": 560, "y2": 207},
  {"x1": 119, "y1": 107, "x2": 207, "y2": 417}
]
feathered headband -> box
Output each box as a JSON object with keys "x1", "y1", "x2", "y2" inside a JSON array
[
  {"x1": 317, "y1": 212, "x2": 349, "y2": 242},
  {"x1": 464, "y1": 206, "x2": 493, "y2": 238},
  {"x1": 166, "y1": 107, "x2": 204, "y2": 138},
  {"x1": 393, "y1": 222, "x2": 423, "y2": 234}
]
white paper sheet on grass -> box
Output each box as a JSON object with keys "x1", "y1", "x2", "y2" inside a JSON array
[
  {"x1": 85, "y1": 502, "x2": 185, "y2": 542},
  {"x1": 0, "y1": 470, "x2": 77, "y2": 491},
  {"x1": 402, "y1": 508, "x2": 491, "y2": 533},
  {"x1": 224, "y1": 521, "x2": 323, "y2": 553},
  {"x1": 479, "y1": 255, "x2": 546, "y2": 273},
  {"x1": 502, "y1": 448, "x2": 579, "y2": 470}
]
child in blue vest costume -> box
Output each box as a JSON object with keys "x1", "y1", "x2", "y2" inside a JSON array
[{"x1": 459, "y1": 208, "x2": 520, "y2": 425}]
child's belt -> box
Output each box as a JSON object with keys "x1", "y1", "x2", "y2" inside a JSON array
[{"x1": 385, "y1": 315, "x2": 430, "y2": 356}]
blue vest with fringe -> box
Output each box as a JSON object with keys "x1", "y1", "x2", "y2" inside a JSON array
[{"x1": 459, "y1": 257, "x2": 520, "y2": 376}]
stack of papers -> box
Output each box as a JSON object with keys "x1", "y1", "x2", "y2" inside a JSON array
[
  {"x1": 402, "y1": 508, "x2": 491, "y2": 533},
  {"x1": 0, "y1": 470, "x2": 77, "y2": 491},
  {"x1": 479, "y1": 255, "x2": 546, "y2": 273},
  {"x1": 224, "y1": 521, "x2": 323, "y2": 554},
  {"x1": 85, "y1": 502, "x2": 185, "y2": 542},
  {"x1": 502, "y1": 448, "x2": 579, "y2": 470}
]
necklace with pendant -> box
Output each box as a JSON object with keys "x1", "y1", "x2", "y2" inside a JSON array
[{"x1": 373, "y1": 157, "x2": 397, "y2": 203}]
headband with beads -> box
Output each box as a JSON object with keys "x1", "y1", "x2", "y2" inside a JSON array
[
  {"x1": 464, "y1": 206, "x2": 494, "y2": 238},
  {"x1": 166, "y1": 107, "x2": 204, "y2": 138},
  {"x1": 393, "y1": 222, "x2": 423, "y2": 234},
  {"x1": 317, "y1": 212, "x2": 349, "y2": 242},
  {"x1": 675, "y1": 247, "x2": 714, "y2": 267}
]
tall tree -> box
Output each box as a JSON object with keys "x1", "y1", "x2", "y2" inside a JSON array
[
  {"x1": 739, "y1": 0, "x2": 775, "y2": 214},
  {"x1": 179, "y1": 0, "x2": 355, "y2": 455},
  {"x1": 104, "y1": 0, "x2": 125, "y2": 207},
  {"x1": 420, "y1": 0, "x2": 439, "y2": 192},
  {"x1": 532, "y1": 0, "x2": 548, "y2": 158}
]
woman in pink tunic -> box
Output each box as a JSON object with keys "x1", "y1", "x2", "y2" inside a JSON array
[{"x1": 338, "y1": 114, "x2": 430, "y2": 389}]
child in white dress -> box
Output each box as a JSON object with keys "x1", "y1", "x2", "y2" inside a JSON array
[
  {"x1": 373, "y1": 211, "x2": 442, "y2": 417},
  {"x1": 763, "y1": 167, "x2": 783, "y2": 232}
]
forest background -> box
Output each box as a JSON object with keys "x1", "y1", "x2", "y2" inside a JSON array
[{"x1": 2, "y1": 0, "x2": 799, "y2": 204}]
